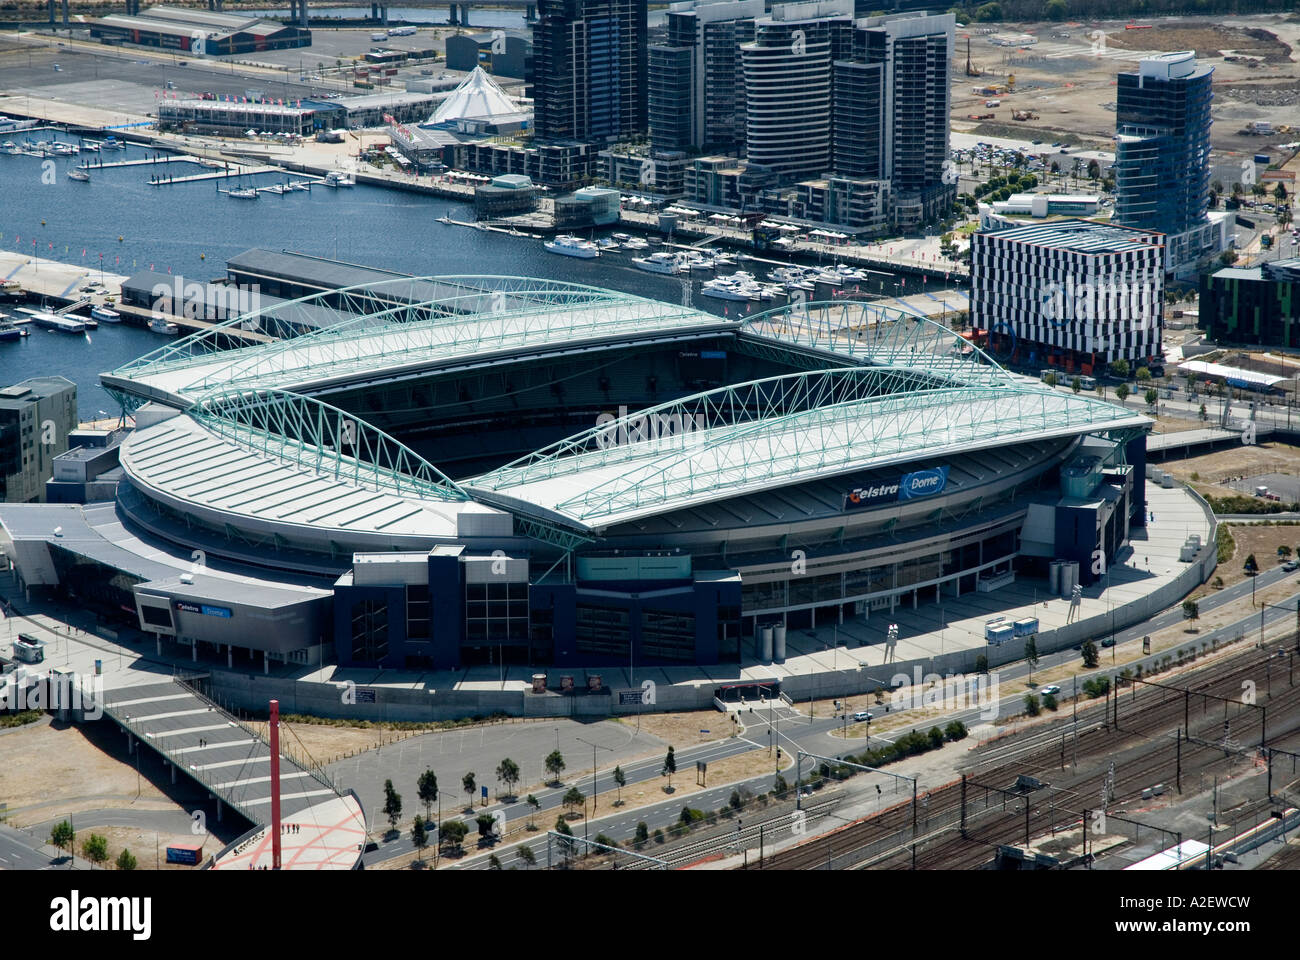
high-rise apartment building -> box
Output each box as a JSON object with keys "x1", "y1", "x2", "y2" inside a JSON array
[
  {"x1": 1113, "y1": 51, "x2": 1224, "y2": 276},
  {"x1": 0, "y1": 377, "x2": 77, "y2": 504},
  {"x1": 532, "y1": 0, "x2": 648, "y2": 143},
  {"x1": 648, "y1": 0, "x2": 762, "y2": 157},
  {"x1": 740, "y1": 1, "x2": 854, "y2": 180}
]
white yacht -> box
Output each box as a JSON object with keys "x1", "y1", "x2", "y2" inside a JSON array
[
  {"x1": 90, "y1": 305, "x2": 121, "y2": 323},
  {"x1": 544, "y1": 235, "x2": 600, "y2": 259},
  {"x1": 322, "y1": 171, "x2": 355, "y2": 187},
  {"x1": 632, "y1": 252, "x2": 682, "y2": 274},
  {"x1": 149, "y1": 317, "x2": 180, "y2": 335}
]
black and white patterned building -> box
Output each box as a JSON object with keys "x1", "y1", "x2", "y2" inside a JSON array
[{"x1": 970, "y1": 216, "x2": 1166, "y2": 371}]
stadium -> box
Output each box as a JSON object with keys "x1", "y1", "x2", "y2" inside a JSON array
[{"x1": 1, "y1": 276, "x2": 1153, "y2": 684}]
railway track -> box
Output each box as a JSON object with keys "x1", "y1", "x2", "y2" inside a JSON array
[{"x1": 757, "y1": 645, "x2": 1300, "y2": 869}]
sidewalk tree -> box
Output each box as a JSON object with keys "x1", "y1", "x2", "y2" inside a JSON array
[
  {"x1": 1071, "y1": 376, "x2": 1082, "y2": 394},
  {"x1": 1183, "y1": 598, "x2": 1199, "y2": 621},
  {"x1": 488, "y1": 853, "x2": 502, "y2": 870},
  {"x1": 417, "y1": 770, "x2": 438, "y2": 821},
  {"x1": 1081, "y1": 640, "x2": 1100, "y2": 668},
  {"x1": 1244, "y1": 554, "x2": 1259, "y2": 575},
  {"x1": 1115, "y1": 383, "x2": 1129, "y2": 403},
  {"x1": 634, "y1": 821, "x2": 649, "y2": 845},
  {"x1": 1145, "y1": 388, "x2": 1158, "y2": 408},
  {"x1": 518, "y1": 843, "x2": 536, "y2": 868},
  {"x1": 544, "y1": 749, "x2": 566, "y2": 784},
  {"x1": 462, "y1": 771, "x2": 477, "y2": 810},
  {"x1": 612, "y1": 765, "x2": 626, "y2": 806},
  {"x1": 562, "y1": 786, "x2": 585, "y2": 816},
  {"x1": 662, "y1": 746, "x2": 677, "y2": 790},
  {"x1": 475, "y1": 812, "x2": 498, "y2": 840},
  {"x1": 410, "y1": 815, "x2": 428, "y2": 865},
  {"x1": 115, "y1": 848, "x2": 137, "y2": 871},
  {"x1": 82, "y1": 834, "x2": 108, "y2": 869},
  {"x1": 525, "y1": 794, "x2": 540, "y2": 828},
  {"x1": 438, "y1": 819, "x2": 468, "y2": 853},
  {"x1": 1024, "y1": 636, "x2": 1040, "y2": 680},
  {"x1": 49, "y1": 820, "x2": 74, "y2": 858},
  {"x1": 495, "y1": 758, "x2": 520, "y2": 799},
  {"x1": 382, "y1": 779, "x2": 402, "y2": 832}
]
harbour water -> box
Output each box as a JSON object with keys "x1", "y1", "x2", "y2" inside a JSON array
[{"x1": 0, "y1": 137, "x2": 941, "y2": 418}]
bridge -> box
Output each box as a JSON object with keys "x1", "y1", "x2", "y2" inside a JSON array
[{"x1": 101, "y1": 676, "x2": 366, "y2": 869}]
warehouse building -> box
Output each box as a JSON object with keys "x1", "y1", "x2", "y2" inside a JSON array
[{"x1": 88, "y1": 5, "x2": 310, "y2": 56}]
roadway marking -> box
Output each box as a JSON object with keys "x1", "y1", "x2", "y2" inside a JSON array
[
  {"x1": 109, "y1": 693, "x2": 193, "y2": 709},
  {"x1": 193, "y1": 755, "x2": 270, "y2": 771},
  {"x1": 213, "y1": 771, "x2": 315, "y2": 790},
  {"x1": 145, "y1": 723, "x2": 234, "y2": 740},
  {"x1": 173, "y1": 739, "x2": 259, "y2": 756},
  {"x1": 131, "y1": 708, "x2": 210, "y2": 722},
  {"x1": 240, "y1": 789, "x2": 334, "y2": 808}
]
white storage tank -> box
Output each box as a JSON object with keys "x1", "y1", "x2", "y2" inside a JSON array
[
  {"x1": 760, "y1": 625, "x2": 773, "y2": 663},
  {"x1": 773, "y1": 623, "x2": 787, "y2": 663}
]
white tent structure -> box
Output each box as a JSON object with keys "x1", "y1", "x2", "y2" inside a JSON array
[{"x1": 422, "y1": 67, "x2": 526, "y2": 126}]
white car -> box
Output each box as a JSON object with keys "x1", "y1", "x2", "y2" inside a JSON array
[
  {"x1": 1039, "y1": 685, "x2": 1061, "y2": 696},
  {"x1": 853, "y1": 710, "x2": 873, "y2": 722}
]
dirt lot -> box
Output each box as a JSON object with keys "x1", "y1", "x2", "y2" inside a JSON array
[
  {"x1": 0, "y1": 720, "x2": 177, "y2": 827},
  {"x1": 246, "y1": 719, "x2": 431, "y2": 768},
  {"x1": 614, "y1": 708, "x2": 739, "y2": 748},
  {"x1": 954, "y1": 16, "x2": 1300, "y2": 154},
  {"x1": 1164, "y1": 440, "x2": 1300, "y2": 494},
  {"x1": 1203, "y1": 523, "x2": 1300, "y2": 589},
  {"x1": 81, "y1": 825, "x2": 204, "y2": 872}
]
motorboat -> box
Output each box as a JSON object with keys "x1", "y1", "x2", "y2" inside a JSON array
[
  {"x1": 90, "y1": 305, "x2": 121, "y2": 323},
  {"x1": 149, "y1": 317, "x2": 180, "y2": 335},
  {"x1": 632, "y1": 252, "x2": 683, "y2": 274},
  {"x1": 622, "y1": 238, "x2": 649, "y2": 251},
  {"x1": 322, "y1": 171, "x2": 355, "y2": 187},
  {"x1": 544, "y1": 235, "x2": 600, "y2": 258},
  {"x1": 66, "y1": 167, "x2": 90, "y2": 182}
]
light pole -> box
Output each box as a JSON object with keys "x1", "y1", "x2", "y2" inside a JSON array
[{"x1": 574, "y1": 736, "x2": 610, "y2": 843}]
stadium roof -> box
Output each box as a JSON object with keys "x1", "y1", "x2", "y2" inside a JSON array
[
  {"x1": 103, "y1": 282, "x2": 1150, "y2": 542},
  {"x1": 978, "y1": 218, "x2": 1165, "y2": 254}
]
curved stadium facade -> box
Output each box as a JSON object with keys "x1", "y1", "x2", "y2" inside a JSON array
[{"x1": 4, "y1": 277, "x2": 1151, "y2": 672}]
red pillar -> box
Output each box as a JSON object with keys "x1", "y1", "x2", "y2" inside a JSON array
[{"x1": 270, "y1": 698, "x2": 282, "y2": 870}]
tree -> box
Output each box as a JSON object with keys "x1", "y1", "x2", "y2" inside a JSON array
[
  {"x1": 544, "y1": 749, "x2": 566, "y2": 784},
  {"x1": 634, "y1": 821, "x2": 650, "y2": 845},
  {"x1": 562, "y1": 786, "x2": 585, "y2": 816},
  {"x1": 82, "y1": 833, "x2": 108, "y2": 869},
  {"x1": 438, "y1": 819, "x2": 468, "y2": 852},
  {"x1": 462, "y1": 771, "x2": 477, "y2": 810},
  {"x1": 1183, "y1": 598, "x2": 1199, "y2": 622},
  {"x1": 1081, "y1": 640, "x2": 1100, "y2": 669},
  {"x1": 49, "y1": 820, "x2": 74, "y2": 860},
  {"x1": 488, "y1": 853, "x2": 502, "y2": 870},
  {"x1": 383, "y1": 779, "x2": 403, "y2": 832},
  {"x1": 554, "y1": 816, "x2": 573, "y2": 836},
  {"x1": 410, "y1": 815, "x2": 428, "y2": 865},
  {"x1": 115, "y1": 848, "x2": 137, "y2": 871},
  {"x1": 662, "y1": 746, "x2": 677, "y2": 790},
  {"x1": 525, "y1": 794, "x2": 540, "y2": 828},
  {"x1": 417, "y1": 770, "x2": 438, "y2": 822},
  {"x1": 1136, "y1": 366, "x2": 1152, "y2": 383},
  {"x1": 1145, "y1": 388, "x2": 1158, "y2": 408},
  {"x1": 518, "y1": 843, "x2": 536, "y2": 868},
  {"x1": 612, "y1": 765, "x2": 626, "y2": 806},
  {"x1": 1071, "y1": 376, "x2": 1082, "y2": 394},
  {"x1": 1108, "y1": 359, "x2": 1130, "y2": 380},
  {"x1": 1024, "y1": 636, "x2": 1040, "y2": 680},
  {"x1": 1042, "y1": 693, "x2": 1059, "y2": 711},
  {"x1": 495, "y1": 758, "x2": 520, "y2": 799},
  {"x1": 1115, "y1": 383, "x2": 1130, "y2": 403},
  {"x1": 1044, "y1": 372, "x2": 1058, "y2": 388},
  {"x1": 475, "y1": 812, "x2": 498, "y2": 840},
  {"x1": 1199, "y1": 403, "x2": 1208, "y2": 421},
  {"x1": 974, "y1": 653, "x2": 989, "y2": 674},
  {"x1": 1024, "y1": 693, "x2": 1041, "y2": 717},
  {"x1": 1244, "y1": 554, "x2": 1259, "y2": 575}
]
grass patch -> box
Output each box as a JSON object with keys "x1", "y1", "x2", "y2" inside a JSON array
[{"x1": 0, "y1": 710, "x2": 42, "y2": 729}]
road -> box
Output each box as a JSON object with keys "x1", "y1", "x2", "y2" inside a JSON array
[{"x1": 376, "y1": 569, "x2": 1300, "y2": 870}]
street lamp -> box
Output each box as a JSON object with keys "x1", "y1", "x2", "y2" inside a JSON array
[{"x1": 574, "y1": 736, "x2": 611, "y2": 845}]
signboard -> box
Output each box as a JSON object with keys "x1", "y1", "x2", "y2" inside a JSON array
[
  {"x1": 165, "y1": 843, "x2": 203, "y2": 865},
  {"x1": 845, "y1": 466, "x2": 949, "y2": 509},
  {"x1": 618, "y1": 690, "x2": 643, "y2": 706},
  {"x1": 174, "y1": 601, "x2": 232, "y2": 618},
  {"x1": 355, "y1": 688, "x2": 376, "y2": 703}
]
